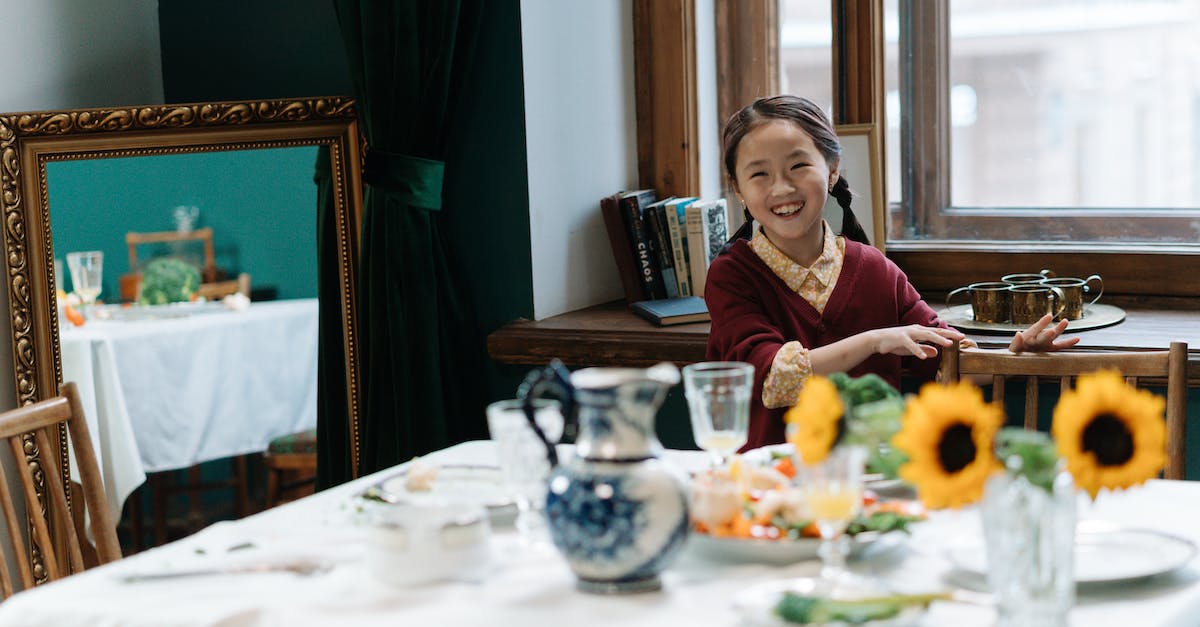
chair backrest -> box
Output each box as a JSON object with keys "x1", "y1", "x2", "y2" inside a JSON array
[
  {"x1": 939, "y1": 342, "x2": 1189, "y2": 480},
  {"x1": 126, "y1": 227, "x2": 217, "y2": 282},
  {"x1": 194, "y1": 272, "x2": 251, "y2": 301},
  {"x1": 0, "y1": 382, "x2": 121, "y2": 597}
]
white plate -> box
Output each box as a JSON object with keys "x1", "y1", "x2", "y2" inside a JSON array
[
  {"x1": 362, "y1": 464, "x2": 517, "y2": 526},
  {"x1": 688, "y1": 529, "x2": 905, "y2": 566},
  {"x1": 945, "y1": 522, "x2": 1198, "y2": 584},
  {"x1": 740, "y1": 443, "x2": 909, "y2": 495},
  {"x1": 733, "y1": 577, "x2": 927, "y2": 627}
]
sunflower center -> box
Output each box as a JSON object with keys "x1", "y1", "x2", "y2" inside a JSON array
[
  {"x1": 1081, "y1": 413, "x2": 1134, "y2": 466},
  {"x1": 937, "y1": 423, "x2": 977, "y2": 473}
]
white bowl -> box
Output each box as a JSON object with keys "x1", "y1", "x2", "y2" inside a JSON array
[{"x1": 364, "y1": 501, "x2": 492, "y2": 587}]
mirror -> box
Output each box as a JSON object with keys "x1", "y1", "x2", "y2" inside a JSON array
[{"x1": 0, "y1": 96, "x2": 362, "y2": 570}]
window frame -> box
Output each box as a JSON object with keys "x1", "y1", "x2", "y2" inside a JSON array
[{"x1": 713, "y1": 0, "x2": 1200, "y2": 299}]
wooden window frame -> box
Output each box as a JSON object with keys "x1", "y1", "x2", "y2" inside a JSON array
[
  {"x1": 894, "y1": 0, "x2": 1200, "y2": 299},
  {"x1": 688, "y1": 0, "x2": 1200, "y2": 299}
]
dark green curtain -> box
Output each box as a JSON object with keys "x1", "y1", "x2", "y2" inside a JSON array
[
  {"x1": 315, "y1": 147, "x2": 352, "y2": 488},
  {"x1": 331, "y1": 0, "x2": 490, "y2": 475}
]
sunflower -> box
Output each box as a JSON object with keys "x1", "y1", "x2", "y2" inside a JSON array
[
  {"x1": 784, "y1": 376, "x2": 844, "y2": 465},
  {"x1": 891, "y1": 381, "x2": 1003, "y2": 509},
  {"x1": 1052, "y1": 370, "x2": 1165, "y2": 498}
]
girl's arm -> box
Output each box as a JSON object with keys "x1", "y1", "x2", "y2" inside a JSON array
[{"x1": 809, "y1": 325, "x2": 965, "y2": 376}]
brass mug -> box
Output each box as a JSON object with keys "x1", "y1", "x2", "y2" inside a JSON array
[
  {"x1": 1001, "y1": 269, "x2": 1055, "y2": 285},
  {"x1": 946, "y1": 281, "x2": 1012, "y2": 323},
  {"x1": 1009, "y1": 284, "x2": 1066, "y2": 325},
  {"x1": 1041, "y1": 275, "x2": 1103, "y2": 320}
]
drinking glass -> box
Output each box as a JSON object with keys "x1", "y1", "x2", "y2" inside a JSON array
[
  {"x1": 66, "y1": 251, "x2": 104, "y2": 313},
  {"x1": 486, "y1": 399, "x2": 564, "y2": 546},
  {"x1": 683, "y1": 362, "x2": 753, "y2": 467},
  {"x1": 798, "y1": 444, "x2": 867, "y2": 586}
]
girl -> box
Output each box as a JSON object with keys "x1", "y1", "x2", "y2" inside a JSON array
[{"x1": 705, "y1": 95, "x2": 1077, "y2": 450}]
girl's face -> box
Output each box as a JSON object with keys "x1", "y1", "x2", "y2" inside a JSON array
[{"x1": 732, "y1": 119, "x2": 838, "y2": 261}]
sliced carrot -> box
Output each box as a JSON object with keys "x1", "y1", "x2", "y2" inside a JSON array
[
  {"x1": 64, "y1": 305, "x2": 84, "y2": 327},
  {"x1": 772, "y1": 456, "x2": 796, "y2": 479}
]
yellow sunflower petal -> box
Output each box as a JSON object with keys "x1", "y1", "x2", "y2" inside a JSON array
[
  {"x1": 784, "y1": 376, "x2": 844, "y2": 465},
  {"x1": 891, "y1": 381, "x2": 1004, "y2": 509},
  {"x1": 1052, "y1": 370, "x2": 1166, "y2": 498}
]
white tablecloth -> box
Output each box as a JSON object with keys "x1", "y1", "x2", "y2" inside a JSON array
[
  {"x1": 60, "y1": 298, "x2": 319, "y2": 522},
  {"x1": 1, "y1": 440, "x2": 1199, "y2": 626}
]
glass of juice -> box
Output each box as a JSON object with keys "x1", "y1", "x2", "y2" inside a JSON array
[
  {"x1": 683, "y1": 362, "x2": 754, "y2": 468},
  {"x1": 798, "y1": 444, "x2": 867, "y2": 586}
]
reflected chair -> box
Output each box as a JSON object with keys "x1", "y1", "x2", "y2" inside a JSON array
[
  {"x1": 120, "y1": 227, "x2": 250, "y2": 302},
  {"x1": 0, "y1": 382, "x2": 121, "y2": 598},
  {"x1": 263, "y1": 429, "x2": 318, "y2": 508},
  {"x1": 939, "y1": 342, "x2": 1189, "y2": 480}
]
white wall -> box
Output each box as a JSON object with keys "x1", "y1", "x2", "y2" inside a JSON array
[
  {"x1": 521, "y1": 0, "x2": 639, "y2": 320},
  {"x1": 0, "y1": 0, "x2": 162, "y2": 588},
  {"x1": 0, "y1": 1, "x2": 163, "y2": 112}
]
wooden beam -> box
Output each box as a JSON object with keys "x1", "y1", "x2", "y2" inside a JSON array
[{"x1": 633, "y1": 0, "x2": 700, "y2": 197}]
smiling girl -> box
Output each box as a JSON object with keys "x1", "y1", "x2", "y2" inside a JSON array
[{"x1": 705, "y1": 95, "x2": 1077, "y2": 450}]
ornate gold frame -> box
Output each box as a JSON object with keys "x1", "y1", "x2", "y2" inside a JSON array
[{"x1": 0, "y1": 96, "x2": 363, "y2": 578}]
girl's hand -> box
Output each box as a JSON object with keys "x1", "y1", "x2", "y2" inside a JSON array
[
  {"x1": 873, "y1": 325, "x2": 966, "y2": 360},
  {"x1": 1009, "y1": 314, "x2": 1081, "y2": 353}
]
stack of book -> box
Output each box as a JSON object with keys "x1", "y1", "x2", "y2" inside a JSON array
[{"x1": 600, "y1": 189, "x2": 729, "y2": 325}]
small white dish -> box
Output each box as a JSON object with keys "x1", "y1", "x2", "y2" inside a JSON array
[
  {"x1": 364, "y1": 501, "x2": 492, "y2": 587},
  {"x1": 363, "y1": 464, "x2": 517, "y2": 527},
  {"x1": 945, "y1": 521, "x2": 1198, "y2": 584}
]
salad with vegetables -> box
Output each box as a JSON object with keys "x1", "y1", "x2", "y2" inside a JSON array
[{"x1": 689, "y1": 451, "x2": 925, "y2": 541}]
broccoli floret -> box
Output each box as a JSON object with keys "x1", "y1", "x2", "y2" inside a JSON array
[{"x1": 138, "y1": 258, "x2": 201, "y2": 305}]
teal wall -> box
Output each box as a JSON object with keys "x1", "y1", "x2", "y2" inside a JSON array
[{"x1": 47, "y1": 146, "x2": 319, "y2": 301}]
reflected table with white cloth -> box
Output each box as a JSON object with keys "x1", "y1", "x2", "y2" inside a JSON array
[
  {"x1": 59, "y1": 298, "x2": 319, "y2": 522},
  {"x1": 2, "y1": 440, "x2": 1200, "y2": 626}
]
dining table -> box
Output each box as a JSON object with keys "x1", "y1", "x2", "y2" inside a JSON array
[
  {"x1": 1, "y1": 439, "x2": 1198, "y2": 626},
  {"x1": 59, "y1": 297, "x2": 319, "y2": 522}
]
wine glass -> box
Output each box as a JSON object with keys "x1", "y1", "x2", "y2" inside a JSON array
[
  {"x1": 66, "y1": 251, "x2": 104, "y2": 315},
  {"x1": 683, "y1": 362, "x2": 753, "y2": 467},
  {"x1": 486, "y1": 399, "x2": 564, "y2": 548},
  {"x1": 797, "y1": 444, "x2": 867, "y2": 587}
]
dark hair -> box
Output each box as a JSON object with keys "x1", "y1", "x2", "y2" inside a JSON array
[{"x1": 720, "y1": 95, "x2": 870, "y2": 247}]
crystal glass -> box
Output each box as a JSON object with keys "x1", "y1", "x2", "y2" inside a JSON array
[
  {"x1": 683, "y1": 362, "x2": 753, "y2": 467},
  {"x1": 486, "y1": 399, "x2": 564, "y2": 546},
  {"x1": 797, "y1": 444, "x2": 867, "y2": 586},
  {"x1": 66, "y1": 251, "x2": 104, "y2": 306}
]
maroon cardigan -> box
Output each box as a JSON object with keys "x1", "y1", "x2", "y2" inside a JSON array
[{"x1": 704, "y1": 239, "x2": 945, "y2": 450}]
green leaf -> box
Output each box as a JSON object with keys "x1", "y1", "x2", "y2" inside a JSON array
[{"x1": 994, "y1": 427, "x2": 1059, "y2": 493}]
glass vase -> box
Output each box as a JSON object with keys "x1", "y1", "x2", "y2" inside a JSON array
[{"x1": 981, "y1": 467, "x2": 1076, "y2": 627}]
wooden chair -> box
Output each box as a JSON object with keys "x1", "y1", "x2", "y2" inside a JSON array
[
  {"x1": 0, "y1": 382, "x2": 121, "y2": 597},
  {"x1": 121, "y1": 228, "x2": 250, "y2": 302},
  {"x1": 939, "y1": 342, "x2": 1189, "y2": 479},
  {"x1": 263, "y1": 429, "x2": 318, "y2": 508}
]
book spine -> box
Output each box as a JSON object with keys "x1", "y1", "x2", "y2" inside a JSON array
[
  {"x1": 686, "y1": 204, "x2": 708, "y2": 297},
  {"x1": 700, "y1": 199, "x2": 729, "y2": 267},
  {"x1": 620, "y1": 193, "x2": 666, "y2": 300},
  {"x1": 646, "y1": 205, "x2": 679, "y2": 298},
  {"x1": 665, "y1": 203, "x2": 691, "y2": 297},
  {"x1": 599, "y1": 194, "x2": 644, "y2": 305}
]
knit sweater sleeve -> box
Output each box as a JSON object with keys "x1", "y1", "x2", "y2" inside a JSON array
[
  {"x1": 888, "y1": 256, "x2": 947, "y2": 382},
  {"x1": 703, "y1": 252, "x2": 789, "y2": 383}
]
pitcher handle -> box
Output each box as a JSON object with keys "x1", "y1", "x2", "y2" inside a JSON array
[
  {"x1": 1083, "y1": 274, "x2": 1104, "y2": 308},
  {"x1": 1047, "y1": 286, "x2": 1066, "y2": 321},
  {"x1": 946, "y1": 286, "x2": 971, "y2": 311},
  {"x1": 516, "y1": 359, "x2": 576, "y2": 468}
]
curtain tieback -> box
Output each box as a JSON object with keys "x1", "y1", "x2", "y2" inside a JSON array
[{"x1": 363, "y1": 149, "x2": 445, "y2": 211}]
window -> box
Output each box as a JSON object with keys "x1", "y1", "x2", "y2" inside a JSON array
[{"x1": 887, "y1": 0, "x2": 1200, "y2": 246}]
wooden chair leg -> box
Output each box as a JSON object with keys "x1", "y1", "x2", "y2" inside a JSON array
[
  {"x1": 265, "y1": 466, "x2": 281, "y2": 510},
  {"x1": 128, "y1": 489, "x2": 144, "y2": 552},
  {"x1": 151, "y1": 474, "x2": 168, "y2": 546},
  {"x1": 233, "y1": 456, "x2": 251, "y2": 518}
]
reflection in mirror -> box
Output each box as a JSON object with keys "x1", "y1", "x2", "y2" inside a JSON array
[{"x1": 0, "y1": 97, "x2": 361, "y2": 579}]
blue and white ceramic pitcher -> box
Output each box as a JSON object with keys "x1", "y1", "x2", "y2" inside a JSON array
[{"x1": 519, "y1": 360, "x2": 689, "y2": 594}]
